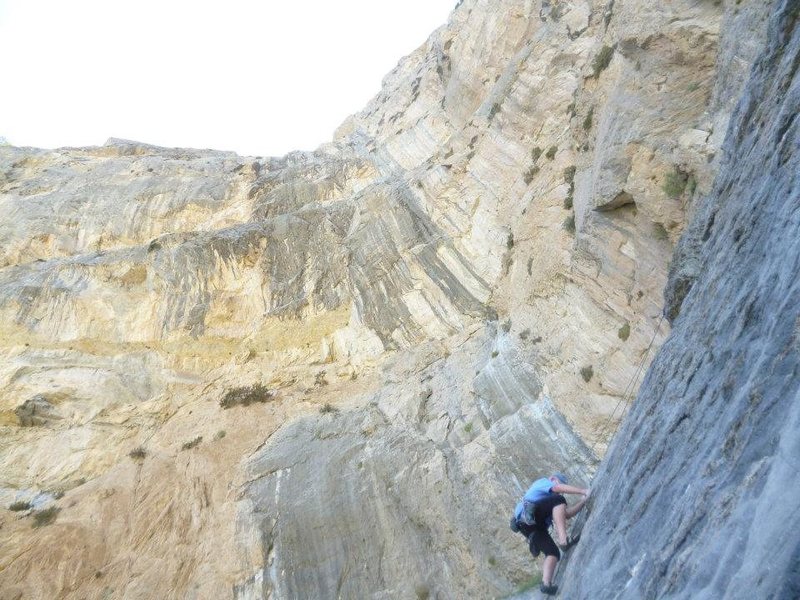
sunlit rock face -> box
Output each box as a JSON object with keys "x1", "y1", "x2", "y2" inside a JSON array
[{"x1": 0, "y1": 0, "x2": 780, "y2": 598}]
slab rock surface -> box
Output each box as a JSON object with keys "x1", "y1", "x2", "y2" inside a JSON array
[{"x1": 0, "y1": 0, "x2": 789, "y2": 598}]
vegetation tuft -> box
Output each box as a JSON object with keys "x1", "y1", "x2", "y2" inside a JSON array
[
  {"x1": 220, "y1": 384, "x2": 274, "y2": 409},
  {"x1": 181, "y1": 436, "x2": 202, "y2": 451},
  {"x1": 563, "y1": 166, "x2": 577, "y2": 185},
  {"x1": 563, "y1": 215, "x2": 576, "y2": 233},
  {"x1": 129, "y1": 446, "x2": 147, "y2": 460},
  {"x1": 592, "y1": 45, "x2": 615, "y2": 77},
  {"x1": 583, "y1": 107, "x2": 594, "y2": 131},
  {"x1": 686, "y1": 174, "x2": 697, "y2": 196},
  {"x1": 524, "y1": 166, "x2": 540, "y2": 184},
  {"x1": 580, "y1": 365, "x2": 594, "y2": 383},
  {"x1": 653, "y1": 223, "x2": 670, "y2": 241},
  {"x1": 320, "y1": 403, "x2": 339, "y2": 414},
  {"x1": 618, "y1": 322, "x2": 631, "y2": 341},
  {"x1": 32, "y1": 506, "x2": 60, "y2": 528},
  {"x1": 662, "y1": 167, "x2": 689, "y2": 198},
  {"x1": 545, "y1": 145, "x2": 558, "y2": 160},
  {"x1": 9, "y1": 501, "x2": 32, "y2": 512}
]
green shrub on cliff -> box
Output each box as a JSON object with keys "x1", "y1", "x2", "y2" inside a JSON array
[
  {"x1": 583, "y1": 107, "x2": 594, "y2": 131},
  {"x1": 592, "y1": 45, "x2": 614, "y2": 77},
  {"x1": 181, "y1": 436, "x2": 202, "y2": 450},
  {"x1": 32, "y1": 506, "x2": 60, "y2": 528},
  {"x1": 663, "y1": 168, "x2": 688, "y2": 198},
  {"x1": 220, "y1": 384, "x2": 274, "y2": 409}
]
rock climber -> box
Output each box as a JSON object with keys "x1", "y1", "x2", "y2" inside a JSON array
[{"x1": 511, "y1": 472, "x2": 590, "y2": 596}]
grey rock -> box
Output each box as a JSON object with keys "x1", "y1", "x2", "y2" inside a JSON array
[
  {"x1": 560, "y1": 2, "x2": 800, "y2": 598},
  {"x1": 15, "y1": 394, "x2": 60, "y2": 426},
  {"x1": 237, "y1": 332, "x2": 596, "y2": 599}
]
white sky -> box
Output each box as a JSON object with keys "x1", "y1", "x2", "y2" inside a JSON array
[{"x1": 0, "y1": 0, "x2": 455, "y2": 156}]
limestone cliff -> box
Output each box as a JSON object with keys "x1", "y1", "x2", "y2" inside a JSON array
[
  {"x1": 0, "y1": 0, "x2": 788, "y2": 598},
  {"x1": 560, "y1": 1, "x2": 800, "y2": 597}
]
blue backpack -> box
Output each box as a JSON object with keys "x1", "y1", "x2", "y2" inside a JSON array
[{"x1": 509, "y1": 500, "x2": 537, "y2": 532}]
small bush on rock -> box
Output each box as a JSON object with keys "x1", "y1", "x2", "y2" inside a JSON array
[
  {"x1": 129, "y1": 447, "x2": 146, "y2": 460},
  {"x1": 580, "y1": 365, "x2": 594, "y2": 383},
  {"x1": 662, "y1": 168, "x2": 688, "y2": 198},
  {"x1": 9, "y1": 501, "x2": 32, "y2": 512},
  {"x1": 32, "y1": 506, "x2": 60, "y2": 528},
  {"x1": 592, "y1": 45, "x2": 614, "y2": 77},
  {"x1": 686, "y1": 174, "x2": 697, "y2": 196},
  {"x1": 583, "y1": 107, "x2": 594, "y2": 131},
  {"x1": 181, "y1": 436, "x2": 202, "y2": 451},
  {"x1": 654, "y1": 223, "x2": 670, "y2": 241},
  {"x1": 220, "y1": 384, "x2": 275, "y2": 409},
  {"x1": 524, "y1": 166, "x2": 540, "y2": 184}
]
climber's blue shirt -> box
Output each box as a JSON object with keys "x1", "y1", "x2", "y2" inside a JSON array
[{"x1": 514, "y1": 477, "x2": 555, "y2": 521}]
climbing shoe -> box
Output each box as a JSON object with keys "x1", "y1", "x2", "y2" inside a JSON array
[
  {"x1": 539, "y1": 583, "x2": 558, "y2": 595},
  {"x1": 557, "y1": 534, "x2": 580, "y2": 552}
]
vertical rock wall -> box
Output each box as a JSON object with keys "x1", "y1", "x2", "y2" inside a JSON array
[{"x1": 560, "y1": 2, "x2": 800, "y2": 597}]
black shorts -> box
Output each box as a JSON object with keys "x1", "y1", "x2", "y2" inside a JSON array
[{"x1": 517, "y1": 494, "x2": 567, "y2": 558}]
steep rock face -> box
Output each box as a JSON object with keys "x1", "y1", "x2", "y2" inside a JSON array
[
  {"x1": 337, "y1": 0, "x2": 740, "y2": 446},
  {"x1": 236, "y1": 329, "x2": 593, "y2": 599},
  {"x1": 0, "y1": 0, "x2": 782, "y2": 598},
  {"x1": 560, "y1": 1, "x2": 800, "y2": 598}
]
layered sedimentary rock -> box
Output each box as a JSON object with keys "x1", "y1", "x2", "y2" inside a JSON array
[{"x1": 0, "y1": 0, "x2": 785, "y2": 598}]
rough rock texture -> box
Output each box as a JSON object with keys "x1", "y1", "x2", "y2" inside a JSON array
[
  {"x1": 236, "y1": 329, "x2": 593, "y2": 599},
  {"x1": 560, "y1": 1, "x2": 800, "y2": 598},
  {"x1": 0, "y1": 0, "x2": 787, "y2": 598}
]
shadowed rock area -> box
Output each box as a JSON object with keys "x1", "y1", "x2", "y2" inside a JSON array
[{"x1": 560, "y1": 1, "x2": 800, "y2": 598}]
